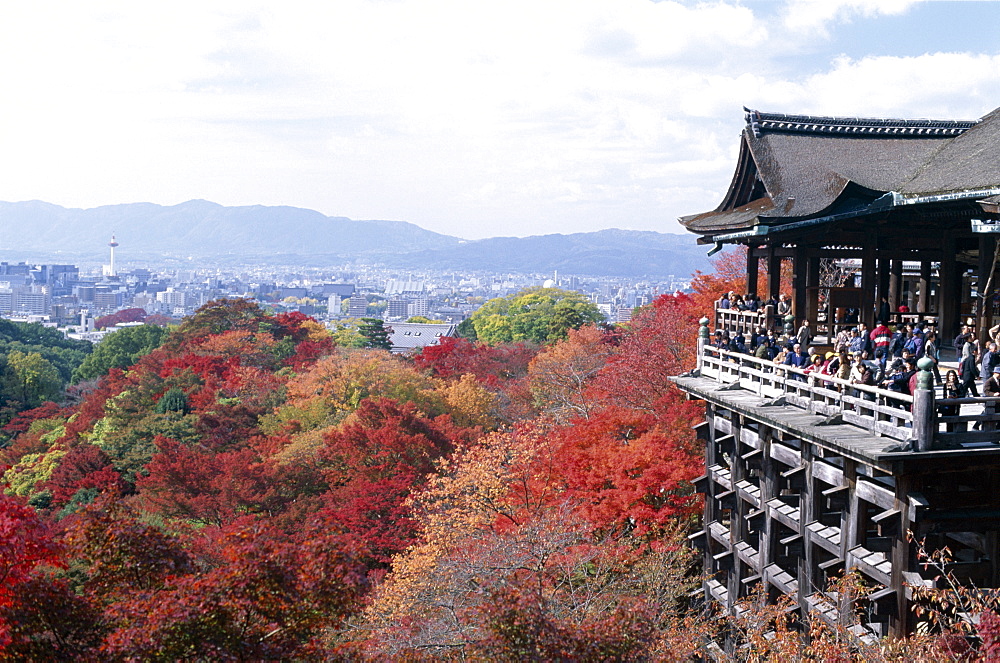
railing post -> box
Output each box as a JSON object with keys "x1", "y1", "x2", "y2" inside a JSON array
[
  {"x1": 697, "y1": 317, "x2": 710, "y2": 373},
  {"x1": 912, "y1": 357, "x2": 936, "y2": 452},
  {"x1": 783, "y1": 314, "x2": 795, "y2": 339}
]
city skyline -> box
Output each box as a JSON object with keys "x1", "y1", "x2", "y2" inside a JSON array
[{"x1": 1, "y1": 1, "x2": 998, "y2": 239}]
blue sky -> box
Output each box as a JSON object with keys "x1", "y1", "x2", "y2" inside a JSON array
[{"x1": 0, "y1": 1, "x2": 998, "y2": 240}]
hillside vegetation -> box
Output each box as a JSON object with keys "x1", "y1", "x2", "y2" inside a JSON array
[{"x1": 0, "y1": 273, "x2": 994, "y2": 660}]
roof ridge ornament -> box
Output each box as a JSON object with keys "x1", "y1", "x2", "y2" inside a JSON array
[{"x1": 742, "y1": 107, "x2": 978, "y2": 138}]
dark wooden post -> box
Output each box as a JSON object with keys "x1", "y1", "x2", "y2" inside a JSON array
[
  {"x1": 939, "y1": 235, "x2": 959, "y2": 343},
  {"x1": 768, "y1": 249, "x2": 782, "y2": 302},
  {"x1": 891, "y1": 472, "x2": 913, "y2": 637},
  {"x1": 918, "y1": 262, "x2": 932, "y2": 314},
  {"x1": 889, "y1": 260, "x2": 903, "y2": 311},
  {"x1": 979, "y1": 235, "x2": 997, "y2": 342},
  {"x1": 862, "y1": 240, "x2": 877, "y2": 329},
  {"x1": 878, "y1": 257, "x2": 891, "y2": 315},
  {"x1": 792, "y1": 246, "x2": 807, "y2": 322},
  {"x1": 747, "y1": 246, "x2": 760, "y2": 298},
  {"x1": 912, "y1": 357, "x2": 936, "y2": 452},
  {"x1": 798, "y1": 443, "x2": 815, "y2": 619}
]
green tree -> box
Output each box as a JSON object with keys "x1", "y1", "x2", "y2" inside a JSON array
[
  {"x1": 332, "y1": 319, "x2": 366, "y2": 348},
  {"x1": 359, "y1": 318, "x2": 393, "y2": 351},
  {"x1": 72, "y1": 325, "x2": 168, "y2": 383},
  {"x1": 456, "y1": 317, "x2": 477, "y2": 340},
  {"x1": 3, "y1": 351, "x2": 63, "y2": 408},
  {"x1": 469, "y1": 288, "x2": 603, "y2": 345},
  {"x1": 155, "y1": 387, "x2": 189, "y2": 415}
]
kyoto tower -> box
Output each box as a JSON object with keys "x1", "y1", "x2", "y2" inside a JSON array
[{"x1": 108, "y1": 234, "x2": 119, "y2": 278}]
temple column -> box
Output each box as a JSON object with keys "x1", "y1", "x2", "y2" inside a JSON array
[
  {"x1": 877, "y1": 257, "x2": 891, "y2": 320},
  {"x1": 889, "y1": 260, "x2": 903, "y2": 311},
  {"x1": 768, "y1": 249, "x2": 782, "y2": 301},
  {"x1": 792, "y1": 246, "x2": 807, "y2": 323},
  {"x1": 861, "y1": 240, "x2": 877, "y2": 329},
  {"x1": 939, "y1": 235, "x2": 958, "y2": 343},
  {"x1": 979, "y1": 235, "x2": 998, "y2": 342},
  {"x1": 918, "y1": 262, "x2": 932, "y2": 314},
  {"x1": 747, "y1": 246, "x2": 760, "y2": 298}
]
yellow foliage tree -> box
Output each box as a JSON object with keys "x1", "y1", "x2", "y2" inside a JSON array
[{"x1": 437, "y1": 373, "x2": 497, "y2": 429}]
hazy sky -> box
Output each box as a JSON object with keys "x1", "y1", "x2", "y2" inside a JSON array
[{"x1": 1, "y1": 1, "x2": 998, "y2": 239}]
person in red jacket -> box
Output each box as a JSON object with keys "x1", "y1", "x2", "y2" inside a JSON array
[{"x1": 870, "y1": 320, "x2": 891, "y2": 354}]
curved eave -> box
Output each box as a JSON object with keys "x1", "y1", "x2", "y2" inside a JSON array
[{"x1": 680, "y1": 196, "x2": 775, "y2": 235}]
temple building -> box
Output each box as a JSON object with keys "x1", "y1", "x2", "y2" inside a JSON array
[{"x1": 673, "y1": 106, "x2": 1000, "y2": 641}]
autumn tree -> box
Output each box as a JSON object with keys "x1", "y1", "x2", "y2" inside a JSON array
[
  {"x1": 595, "y1": 292, "x2": 701, "y2": 412},
  {"x1": 317, "y1": 397, "x2": 476, "y2": 565},
  {"x1": 94, "y1": 307, "x2": 147, "y2": 330},
  {"x1": 351, "y1": 425, "x2": 703, "y2": 659},
  {"x1": 413, "y1": 337, "x2": 538, "y2": 389},
  {"x1": 98, "y1": 522, "x2": 367, "y2": 661},
  {"x1": 528, "y1": 324, "x2": 613, "y2": 422},
  {"x1": 688, "y1": 247, "x2": 747, "y2": 313},
  {"x1": 0, "y1": 493, "x2": 64, "y2": 653}
]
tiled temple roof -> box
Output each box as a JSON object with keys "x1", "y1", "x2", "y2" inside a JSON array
[{"x1": 680, "y1": 106, "x2": 1000, "y2": 237}]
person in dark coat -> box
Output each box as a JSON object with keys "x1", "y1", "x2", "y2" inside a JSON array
[
  {"x1": 784, "y1": 343, "x2": 810, "y2": 381},
  {"x1": 960, "y1": 344, "x2": 981, "y2": 397}
]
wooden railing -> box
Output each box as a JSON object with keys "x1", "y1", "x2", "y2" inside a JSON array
[
  {"x1": 696, "y1": 340, "x2": 1000, "y2": 450},
  {"x1": 714, "y1": 305, "x2": 779, "y2": 336},
  {"x1": 700, "y1": 345, "x2": 913, "y2": 442}
]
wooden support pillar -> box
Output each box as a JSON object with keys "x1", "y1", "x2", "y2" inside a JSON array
[
  {"x1": 747, "y1": 246, "x2": 760, "y2": 298},
  {"x1": 768, "y1": 249, "x2": 782, "y2": 301},
  {"x1": 798, "y1": 444, "x2": 815, "y2": 620},
  {"x1": 840, "y1": 459, "x2": 861, "y2": 628},
  {"x1": 792, "y1": 246, "x2": 807, "y2": 323},
  {"x1": 978, "y1": 235, "x2": 997, "y2": 342},
  {"x1": 878, "y1": 257, "x2": 891, "y2": 320},
  {"x1": 891, "y1": 473, "x2": 913, "y2": 638},
  {"x1": 861, "y1": 239, "x2": 877, "y2": 329},
  {"x1": 889, "y1": 260, "x2": 903, "y2": 311},
  {"x1": 807, "y1": 256, "x2": 821, "y2": 324},
  {"x1": 759, "y1": 429, "x2": 778, "y2": 572},
  {"x1": 918, "y1": 262, "x2": 932, "y2": 314},
  {"x1": 939, "y1": 235, "x2": 959, "y2": 343},
  {"x1": 728, "y1": 417, "x2": 745, "y2": 605}
]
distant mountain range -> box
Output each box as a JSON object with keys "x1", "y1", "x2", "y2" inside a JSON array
[{"x1": 0, "y1": 200, "x2": 708, "y2": 278}]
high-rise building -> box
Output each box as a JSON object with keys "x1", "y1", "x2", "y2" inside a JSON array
[
  {"x1": 386, "y1": 299, "x2": 409, "y2": 318},
  {"x1": 408, "y1": 298, "x2": 429, "y2": 317},
  {"x1": 348, "y1": 295, "x2": 368, "y2": 317}
]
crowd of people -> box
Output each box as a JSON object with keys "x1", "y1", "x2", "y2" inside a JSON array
[
  {"x1": 711, "y1": 316, "x2": 942, "y2": 398},
  {"x1": 710, "y1": 292, "x2": 1000, "y2": 431}
]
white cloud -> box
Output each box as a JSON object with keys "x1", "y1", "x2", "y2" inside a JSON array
[{"x1": 782, "y1": 0, "x2": 925, "y2": 36}]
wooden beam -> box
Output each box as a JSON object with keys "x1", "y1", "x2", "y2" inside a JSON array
[{"x1": 856, "y1": 478, "x2": 897, "y2": 510}]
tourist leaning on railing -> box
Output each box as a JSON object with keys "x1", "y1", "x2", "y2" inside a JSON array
[{"x1": 942, "y1": 370, "x2": 966, "y2": 432}]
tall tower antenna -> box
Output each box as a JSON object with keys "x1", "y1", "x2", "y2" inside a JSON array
[{"x1": 108, "y1": 234, "x2": 119, "y2": 278}]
